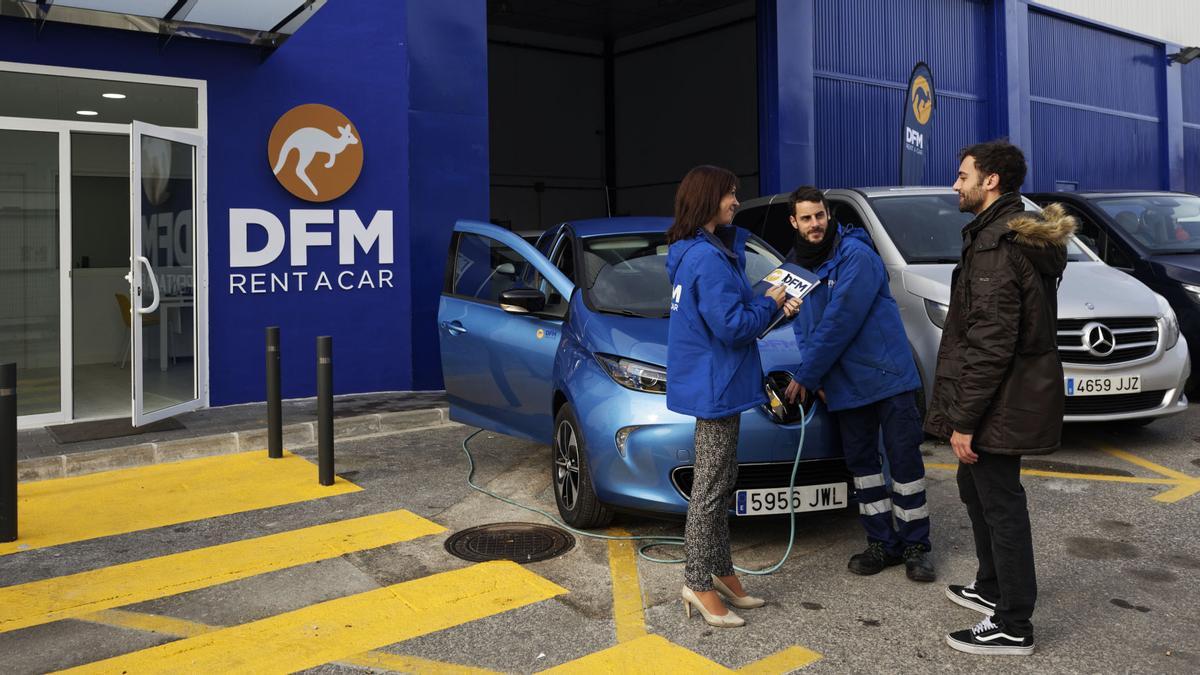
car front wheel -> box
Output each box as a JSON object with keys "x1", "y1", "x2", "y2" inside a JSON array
[{"x1": 552, "y1": 403, "x2": 613, "y2": 529}]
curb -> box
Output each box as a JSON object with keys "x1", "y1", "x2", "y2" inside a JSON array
[{"x1": 17, "y1": 407, "x2": 451, "y2": 484}]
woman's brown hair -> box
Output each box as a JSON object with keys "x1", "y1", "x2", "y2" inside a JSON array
[{"x1": 666, "y1": 165, "x2": 739, "y2": 243}]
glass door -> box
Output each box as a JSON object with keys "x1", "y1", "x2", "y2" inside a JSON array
[
  {"x1": 130, "y1": 121, "x2": 203, "y2": 425},
  {"x1": 0, "y1": 127, "x2": 67, "y2": 425}
]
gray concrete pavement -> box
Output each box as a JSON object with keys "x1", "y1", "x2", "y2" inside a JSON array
[{"x1": 2, "y1": 403, "x2": 1197, "y2": 673}]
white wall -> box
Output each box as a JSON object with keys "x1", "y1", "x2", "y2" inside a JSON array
[{"x1": 1034, "y1": 0, "x2": 1200, "y2": 47}]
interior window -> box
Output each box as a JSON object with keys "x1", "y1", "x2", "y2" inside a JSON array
[{"x1": 449, "y1": 232, "x2": 527, "y2": 302}]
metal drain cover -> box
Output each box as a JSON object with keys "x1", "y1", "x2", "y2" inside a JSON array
[{"x1": 444, "y1": 522, "x2": 575, "y2": 563}]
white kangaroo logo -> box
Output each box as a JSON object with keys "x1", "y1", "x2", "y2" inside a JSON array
[{"x1": 272, "y1": 123, "x2": 358, "y2": 197}]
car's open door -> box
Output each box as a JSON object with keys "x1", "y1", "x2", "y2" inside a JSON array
[{"x1": 437, "y1": 220, "x2": 574, "y2": 443}]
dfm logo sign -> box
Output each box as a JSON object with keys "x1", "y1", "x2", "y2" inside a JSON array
[
  {"x1": 228, "y1": 209, "x2": 393, "y2": 294},
  {"x1": 227, "y1": 105, "x2": 392, "y2": 295}
]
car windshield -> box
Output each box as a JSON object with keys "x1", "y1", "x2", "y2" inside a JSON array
[
  {"x1": 580, "y1": 232, "x2": 782, "y2": 318},
  {"x1": 1090, "y1": 195, "x2": 1200, "y2": 254},
  {"x1": 866, "y1": 193, "x2": 1090, "y2": 264}
]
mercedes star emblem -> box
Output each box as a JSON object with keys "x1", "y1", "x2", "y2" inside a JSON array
[{"x1": 1082, "y1": 322, "x2": 1116, "y2": 357}]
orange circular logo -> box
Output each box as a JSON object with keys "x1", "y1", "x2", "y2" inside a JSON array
[{"x1": 268, "y1": 104, "x2": 363, "y2": 202}]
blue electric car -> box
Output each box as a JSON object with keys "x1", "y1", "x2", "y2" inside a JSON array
[{"x1": 439, "y1": 218, "x2": 847, "y2": 528}]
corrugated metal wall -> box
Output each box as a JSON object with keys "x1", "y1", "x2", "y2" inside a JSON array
[
  {"x1": 812, "y1": 0, "x2": 992, "y2": 188},
  {"x1": 1184, "y1": 65, "x2": 1200, "y2": 195},
  {"x1": 1027, "y1": 9, "x2": 1163, "y2": 190}
]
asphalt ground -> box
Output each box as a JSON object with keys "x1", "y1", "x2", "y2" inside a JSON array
[{"x1": 1, "y1": 403, "x2": 1197, "y2": 673}]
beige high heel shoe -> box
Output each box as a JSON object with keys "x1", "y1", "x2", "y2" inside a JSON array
[
  {"x1": 711, "y1": 575, "x2": 767, "y2": 609},
  {"x1": 681, "y1": 586, "x2": 745, "y2": 628}
]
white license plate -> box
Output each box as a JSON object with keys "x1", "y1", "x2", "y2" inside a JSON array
[
  {"x1": 735, "y1": 482, "x2": 847, "y2": 516},
  {"x1": 1065, "y1": 375, "x2": 1141, "y2": 397}
]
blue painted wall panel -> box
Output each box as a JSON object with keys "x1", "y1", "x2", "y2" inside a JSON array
[
  {"x1": 1185, "y1": 65, "x2": 1200, "y2": 124},
  {"x1": 406, "y1": 0, "x2": 489, "y2": 390},
  {"x1": 0, "y1": 2, "x2": 492, "y2": 404},
  {"x1": 812, "y1": 0, "x2": 990, "y2": 188},
  {"x1": 1186, "y1": 129, "x2": 1200, "y2": 195},
  {"x1": 1029, "y1": 10, "x2": 1160, "y2": 117},
  {"x1": 1031, "y1": 101, "x2": 1161, "y2": 191},
  {"x1": 1027, "y1": 9, "x2": 1163, "y2": 190}
]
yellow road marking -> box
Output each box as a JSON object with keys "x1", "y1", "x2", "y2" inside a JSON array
[
  {"x1": 607, "y1": 527, "x2": 648, "y2": 643},
  {"x1": 0, "y1": 510, "x2": 443, "y2": 633},
  {"x1": 737, "y1": 646, "x2": 823, "y2": 674},
  {"x1": 58, "y1": 561, "x2": 566, "y2": 674},
  {"x1": 81, "y1": 608, "x2": 214, "y2": 638},
  {"x1": 79, "y1": 608, "x2": 499, "y2": 674},
  {"x1": 1102, "y1": 446, "x2": 1200, "y2": 503},
  {"x1": 1, "y1": 450, "x2": 360, "y2": 556},
  {"x1": 925, "y1": 462, "x2": 1181, "y2": 485},
  {"x1": 541, "y1": 634, "x2": 731, "y2": 674},
  {"x1": 342, "y1": 651, "x2": 501, "y2": 674}
]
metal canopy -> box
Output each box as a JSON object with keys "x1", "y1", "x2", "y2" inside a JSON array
[{"x1": 0, "y1": 0, "x2": 327, "y2": 50}]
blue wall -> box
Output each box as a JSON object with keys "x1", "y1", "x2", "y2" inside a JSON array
[
  {"x1": 1027, "y1": 8, "x2": 1163, "y2": 191},
  {"x1": 811, "y1": 0, "x2": 993, "y2": 188},
  {"x1": 0, "y1": 2, "x2": 489, "y2": 405},
  {"x1": 1184, "y1": 63, "x2": 1200, "y2": 194}
]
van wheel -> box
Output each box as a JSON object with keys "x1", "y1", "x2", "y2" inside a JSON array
[{"x1": 552, "y1": 403, "x2": 613, "y2": 529}]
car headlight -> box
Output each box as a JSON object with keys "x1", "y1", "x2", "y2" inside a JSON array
[
  {"x1": 924, "y1": 299, "x2": 948, "y2": 329},
  {"x1": 595, "y1": 354, "x2": 667, "y2": 394},
  {"x1": 1183, "y1": 283, "x2": 1200, "y2": 304},
  {"x1": 1155, "y1": 293, "x2": 1180, "y2": 351}
]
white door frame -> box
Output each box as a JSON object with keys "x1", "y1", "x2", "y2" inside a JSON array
[
  {"x1": 130, "y1": 121, "x2": 207, "y2": 426},
  {"x1": 0, "y1": 61, "x2": 207, "y2": 428}
]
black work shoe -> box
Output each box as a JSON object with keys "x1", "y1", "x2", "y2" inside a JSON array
[
  {"x1": 946, "y1": 617, "x2": 1034, "y2": 656},
  {"x1": 847, "y1": 541, "x2": 902, "y2": 576},
  {"x1": 903, "y1": 545, "x2": 936, "y2": 582},
  {"x1": 945, "y1": 582, "x2": 997, "y2": 615}
]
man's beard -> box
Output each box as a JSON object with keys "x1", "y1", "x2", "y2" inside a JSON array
[{"x1": 958, "y1": 184, "x2": 985, "y2": 213}]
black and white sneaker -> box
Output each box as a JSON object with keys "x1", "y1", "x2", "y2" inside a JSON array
[
  {"x1": 946, "y1": 617, "x2": 1034, "y2": 656},
  {"x1": 945, "y1": 582, "x2": 996, "y2": 615}
]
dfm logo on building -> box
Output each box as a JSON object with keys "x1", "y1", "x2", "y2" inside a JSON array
[
  {"x1": 268, "y1": 104, "x2": 363, "y2": 201},
  {"x1": 228, "y1": 104, "x2": 392, "y2": 295},
  {"x1": 905, "y1": 75, "x2": 932, "y2": 153}
]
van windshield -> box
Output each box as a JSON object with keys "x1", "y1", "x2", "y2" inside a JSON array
[
  {"x1": 867, "y1": 194, "x2": 1090, "y2": 264},
  {"x1": 580, "y1": 233, "x2": 782, "y2": 318}
]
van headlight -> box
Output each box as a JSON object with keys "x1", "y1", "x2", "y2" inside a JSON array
[
  {"x1": 1183, "y1": 283, "x2": 1200, "y2": 304},
  {"x1": 595, "y1": 354, "x2": 667, "y2": 394},
  {"x1": 924, "y1": 299, "x2": 948, "y2": 329},
  {"x1": 1156, "y1": 294, "x2": 1180, "y2": 351}
]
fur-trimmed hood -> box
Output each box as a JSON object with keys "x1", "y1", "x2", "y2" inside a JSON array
[{"x1": 1007, "y1": 202, "x2": 1077, "y2": 248}]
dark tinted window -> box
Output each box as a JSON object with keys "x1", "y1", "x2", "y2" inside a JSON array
[
  {"x1": 1092, "y1": 195, "x2": 1200, "y2": 254},
  {"x1": 450, "y1": 233, "x2": 526, "y2": 302}
]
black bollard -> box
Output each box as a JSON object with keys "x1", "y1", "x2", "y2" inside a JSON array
[
  {"x1": 316, "y1": 336, "x2": 334, "y2": 486},
  {"x1": 1, "y1": 363, "x2": 17, "y2": 543},
  {"x1": 266, "y1": 327, "x2": 282, "y2": 459}
]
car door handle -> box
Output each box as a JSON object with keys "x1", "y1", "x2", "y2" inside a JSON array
[{"x1": 441, "y1": 320, "x2": 467, "y2": 335}]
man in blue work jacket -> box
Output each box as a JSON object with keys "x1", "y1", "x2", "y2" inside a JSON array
[{"x1": 783, "y1": 186, "x2": 935, "y2": 582}]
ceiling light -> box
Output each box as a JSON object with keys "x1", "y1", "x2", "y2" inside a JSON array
[
  {"x1": 102, "y1": 93, "x2": 126, "y2": 99},
  {"x1": 76, "y1": 110, "x2": 99, "y2": 116}
]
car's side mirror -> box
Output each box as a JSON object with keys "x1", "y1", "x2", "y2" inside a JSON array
[
  {"x1": 495, "y1": 262, "x2": 516, "y2": 276},
  {"x1": 499, "y1": 288, "x2": 546, "y2": 314}
]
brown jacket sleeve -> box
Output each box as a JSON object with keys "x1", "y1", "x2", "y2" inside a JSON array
[{"x1": 946, "y1": 246, "x2": 1021, "y2": 434}]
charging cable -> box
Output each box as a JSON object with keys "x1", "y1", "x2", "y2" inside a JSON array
[{"x1": 459, "y1": 402, "x2": 815, "y2": 575}]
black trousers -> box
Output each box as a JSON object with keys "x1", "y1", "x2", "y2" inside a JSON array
[{"x1": 956, "y1": 452, "x2": 1037, "y2": 636}]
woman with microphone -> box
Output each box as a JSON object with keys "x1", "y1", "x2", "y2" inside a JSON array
[{"x1": 665, "y1": 165, "x2": 800, "y2": 627}]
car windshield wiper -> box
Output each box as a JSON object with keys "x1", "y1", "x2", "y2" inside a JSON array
[{"x1": 599, "y1": 308, "x2": 668, "y2": 319}]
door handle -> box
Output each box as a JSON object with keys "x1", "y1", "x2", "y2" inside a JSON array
[
  {"x1": 136, "y1": 255, "x2": 161, "y2": 314},
  {"x1": 441, "y1": 320, "x2": 467, "y2": 335}
]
